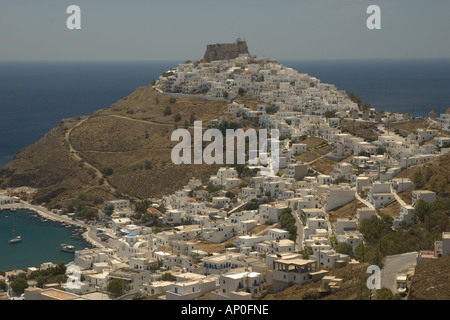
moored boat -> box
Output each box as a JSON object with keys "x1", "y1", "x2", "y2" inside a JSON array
[
  {"x1": 9, "y1": 235, "x2": 22, "y2": 244},
  {"x1": 60, "y1": 243, "x2": 76, "y2": 253}
]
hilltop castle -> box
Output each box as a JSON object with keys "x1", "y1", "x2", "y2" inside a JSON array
[{"x1": 203, "y1": 39, "x2": 249, "y2": 62}]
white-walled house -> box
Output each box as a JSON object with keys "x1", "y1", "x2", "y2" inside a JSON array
[
  {"x1": 268, "y1": 228, "x2": 290, "y2": 241},
  {"x1": 336, "y1": 231, "x2": 363, "y2": 250},
  {"x1": 107, "y1": 268, "x2": 151, "y2": 295},
  {"x1": 258, "y1": 202, "x2": 288, "y2": 224},
  {"x1": 211, "y1": 271, "x2": 265, "y2": 300},
  {"x1": 333, "y1": 218, "x2": 357, "y2": 235},
  {"x1": 203, "y1": 224, "x2": 238, "y2": 243},
  {"x1": 399, "y1": 205, "x2": 416, "y2": 225},
  {"x1": 103, "y1": 199, "x2": 130, "y2": 212},
  {"x1": 212, "y1": 197, "x2": 230, "y2": 208},
  {"x1": 304, "y1": 217, "x2": 328, "y2": 239},
  {"x1": 271, "y1": 258, "x2": 324, "y2": 291},
  {"x1": 165, "y1": 275, "x2": 218, "y2": 300},
  {"x1": 412, "y1": 190, "x2": 436, "y2": 206},
  {"x1": 324, "y1": 186, "x2": 355, "y2": 211},
  {"x1": 311, "y1": 248, "x2": 349, "y2": 269},
  {"x1": 201, "y1": 252, "x2": 247, "y2": 275},
  {"x1": 0, "y1": 196, "x2": 14, "y2": 205}
]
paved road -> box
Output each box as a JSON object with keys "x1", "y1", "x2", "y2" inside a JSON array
[
  {"x1": 381, "y1": 251, "x2": 417, "y2": 293},
  {"x1": 293, "y1": 209, "x2": 304, "y2": 251}
]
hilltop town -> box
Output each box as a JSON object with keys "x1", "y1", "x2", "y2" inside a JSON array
[{"x1": 1, "y1": 41, "x2": 449, "y2": 301}]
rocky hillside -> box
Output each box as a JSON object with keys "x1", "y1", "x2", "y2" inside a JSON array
[
  {"x1": 408, "y1": 255, "x2": 450, "y2": 300},
  {"x1": 0, "y1": 84, "x2": 231, "y2": 207}
]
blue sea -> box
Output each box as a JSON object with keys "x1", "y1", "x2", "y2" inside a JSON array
[
  {"x1": 0, "y1": 209, "x2": 91, "y2": 271},
  {"x1": 1, "y1": 59, "x2": 450, "y2": 166}
]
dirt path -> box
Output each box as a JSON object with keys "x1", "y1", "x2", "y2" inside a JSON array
[{"x1": 65, "y1": 117, "x2": 116, "y2": 194}]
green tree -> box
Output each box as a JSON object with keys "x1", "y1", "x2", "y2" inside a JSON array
[
  {"x1": 348, "y1": 92, "x2": 363, "y2": 107},
  {"x1": 413, "y1": 171, "x2": 426, "y2": 189},
  {"x1": 173, "y1": 113, "x2": 182, "y2": 122},
  {"x1": 107, "y1": 278, "x2": 126, "y2": 297},
  {"x1": 134, "y1": 199, "x2": 152, "y2": 214},
  {"x1": 163, "y1": 106, "x2": 172, "y2": 116},
  {"x1": 335, "y1": 242, "x2": 354, "y2": 256},
  {"x1": 101, "y1": 167, "x2": 114, "y2": 177},
  {"x1": 104, "y1": 204, "x2": 114, "y2": 216},
  {"x1": 376, "y1": 147, "x2": 387, "y2": 155},
  {"x1": 280, "y1": 208, "x2": 297, "y2": 241},
  {"x1": 10, "y1": 278, "x2": 28, "y2": 295},
  {"x1": 415, "y1": 199, "x2": 431, "y2": 223},
  {"x1": 222, "y1": 90, "x2": 229, "y2": 99},
  {"x1": 324, "y1": 110, "x2": 337, "y2": 118},
  {"x1": 244, "y1": 199, "x2": 260, "y2": 210},
  {"x1": 143, "y1": 160, "x2": 153, "y2": 170},
  {"x1": 359, "y1": 215, "x2": 392, "y2": 245},
  {"x1": 424, "y1": 167, "x2": 433, "y2": 181},
  {"x1": 160, "y1": 272, "x2": 176, "y2": 281},
  {"x1": 375, "y1": 288, "x2": 402, "y2": 300},
  {"x1": 333, "y1": 176, "x2": 348, "y2": 185},
  {"x1": 0, "y1": 280, "x2": 7, "y2": 292}
]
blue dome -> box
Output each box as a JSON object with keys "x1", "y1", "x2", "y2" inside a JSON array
[{"x1": 127, "y1": 233, "x2": 137, "y2": 237}]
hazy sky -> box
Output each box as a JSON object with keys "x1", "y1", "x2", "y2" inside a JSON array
[{"x1": 1, "y1": 0, "x2": 449, "y2": 61}]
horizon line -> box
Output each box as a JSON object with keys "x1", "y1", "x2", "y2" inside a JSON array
[{"x1": 1, "y1": 57, "x2": 450, "y2": 63}]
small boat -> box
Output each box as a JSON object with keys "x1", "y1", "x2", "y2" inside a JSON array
[
  {"x1": 9, "y1": 235, "x2": 22, "y2": 244},
  {"x1": 9, "y1": 212, "x2": 22, "y2": 244},
  {"x1": 60, "y1": 244, "x2": 75, "y2": 253}
]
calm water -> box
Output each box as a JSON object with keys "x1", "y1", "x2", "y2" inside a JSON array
[
  {"x1": 0, "y1": 209, "x2": 91, "y2": 271},
  {"x1": 1, "y1": 59, "x2": 450, "y2": 168}
]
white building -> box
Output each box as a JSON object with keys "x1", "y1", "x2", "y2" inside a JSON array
[
  {"x1": 412, "y1": 190, "x2": 436, "y2": 206},
  {"x1": 103, "y1": 199, "x2": 130, "y2": 212},
  {"x1": 211, "y1": 271, "x2": 264, "y2": 300}
]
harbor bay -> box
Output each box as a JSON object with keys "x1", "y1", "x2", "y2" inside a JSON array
[{"x1": 0, "y1": 208, "x2": 91, "y2": 271}]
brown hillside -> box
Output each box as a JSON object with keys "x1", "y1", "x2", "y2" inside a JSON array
[
  {"x1": 408, "y1": 255, "x2": 450, "y2": 300},
  {"x1": 396, "y1": 152, "x2": 450, "y2": 198},
  {"x1": 0, "y1": 85, "x2": 228, "y2": 206}
]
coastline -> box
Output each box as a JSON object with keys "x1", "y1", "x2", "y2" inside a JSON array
[{"x1": 0, "y1": 201, "x2": 104, "y2": 249}]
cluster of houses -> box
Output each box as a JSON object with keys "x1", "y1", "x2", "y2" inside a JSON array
[
  {"x1": 14, "y1": 153, "x2": 441, "y2": 301},
  {"x1": 157, "y1": 53, "x2": 359, "y2": 114},
  {"x1": 4, "y1": 51, "x2": 449, "y2": 301}
]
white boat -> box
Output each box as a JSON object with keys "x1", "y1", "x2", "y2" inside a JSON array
[
  {"x1": 9, "y1": 235, "x2": 22, "y2": 244},
  {"x1": 60, "y1": 244, "x2": 75, "y2": 253},
  {"x1": 9, "y1": 213, "x2": 22, "y2": 244}
]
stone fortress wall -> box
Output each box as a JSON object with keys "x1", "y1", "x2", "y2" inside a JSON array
[{"x1": 203, "y1": 40, "x2": 249, "y2": 62}]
